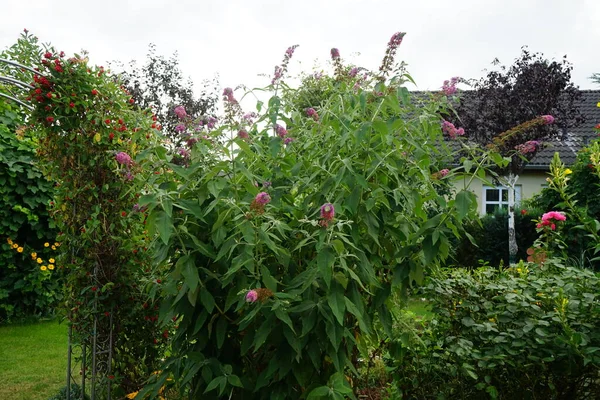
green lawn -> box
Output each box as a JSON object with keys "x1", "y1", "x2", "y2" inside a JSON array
[{"x1": 0, "y1": 320, "x2": 68, "y2": 400}]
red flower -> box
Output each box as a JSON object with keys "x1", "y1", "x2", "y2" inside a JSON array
[
  {"x1": 521, "y1": 209, "x2": 527, "y2": 215},
  {"x1": 163, "y1": 330, "x2": 169, "y2": 338},
  {"x1": 35, "y1": 88, "x2": 42, "y2": 94},
  {"x1": 121, "y1": 211, "x2": 127, "y2": 217},
  {"x1": 105, "y1": 119, "x2": 111, "y2": 124},
  {"x1": 129, "y1": 98, "x2": 134, "y2": 104},
  {"x1": 91, "y1": 286, "x2": 98, "y2": 292},
  {"x1": 46, "y1": 116, "x2": 54, "y2": 123},
  {"x1": 46, "y1": 92, "x2": 53, "y2": 99},
  {"x1": 44, "y1": 52, "x2": 52, "y2": 59},
  {"x1": 156, "y1": 279, "x2": 162, "y2": 284},
  {"x1": 104, "y1": 312, "x2": 110, "y2": 317},
  {"x1": 69, "y1": 102, "x2": 75, "y2": 108},
  {"x1": 109, "y1": 133, "x2": 114, "y2": 141},
  {"x1": 118, "y1": 119, "x2": 123, "y2": 125},
  {"x1": 91, "y1": 89, "x2": 98, "y2": 95}
]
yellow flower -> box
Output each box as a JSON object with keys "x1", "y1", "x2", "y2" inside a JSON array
[
  {"x1": 17, "y1": 247, "x2": 23, "y2": 253},
  {"x1": 54, "y1": 242, "x2": 60, "y2": 247},
  {"x1": 12, "y1": 243, "x2": 18, "y2": 249},
  {"x1": 44, "y1": 242, "x2": 50, "y2": 247},
  {"x1": 31, "y1": 252, "x2": 37, "y2": 258},
  {"x1": 37, "y1": 258, "x2": 43, "y2": 264},
  {"x1": 517, "y1": 268, "x2": 522, "y2": 273},
  {"x1": 564, "y1": 168, "x2": 572, "y2": 175},
  {"x1": 7, "y1": 238, "x2": 13, "y2": 245},
  {"x1": 48, "y1": 264, "x2": 55, "y2": 270},
  {"x1": 49, "y1": 258, "x2": 55, "y2": 264},
  {"x1": 40, "y1": 266, "x2": 47, "y2": 271},
  {"x1": 597, "y1": 102, "x2": 600, "y2": 108},
  {"x1": 51, "y1": 246, "x2": 56, "y2": 250}
]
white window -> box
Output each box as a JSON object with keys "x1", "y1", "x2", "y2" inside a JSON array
[{"x1": 482, "y1": 185, "x2": 522, "y2": 214}]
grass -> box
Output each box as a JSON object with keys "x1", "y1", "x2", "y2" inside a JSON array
[
  {"x1": 0, "y1": 320, "x2": 68, "y2": 400},
  {"x1": 405, "y1": 297, "x2": 435, "y2": 319}
]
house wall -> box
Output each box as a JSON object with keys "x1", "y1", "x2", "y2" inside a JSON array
[{"x1": 452, "y1": 170, "x2": 550, "y2": 215}]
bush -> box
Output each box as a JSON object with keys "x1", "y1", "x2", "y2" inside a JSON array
[
  {"x1": 387, "y1": 262, "x2": 600, "y2": 399},
  {"x1": 0, "y1": 97, "x2": 60, "y2": 322},
  {"x1": 451, "y1": 208, "x2": 540, "y2": 268},
  {"x1": 47, "y1": 384, "x2": 89, "y2": 400}
]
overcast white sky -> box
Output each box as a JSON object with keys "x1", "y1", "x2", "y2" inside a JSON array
[{"x1": 1, "y1": 0, "x2": 599, "y2": 95}]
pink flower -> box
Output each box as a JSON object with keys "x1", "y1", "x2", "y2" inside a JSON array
[
  {"x1": 441, "y1": 77, "x2": 460, "y2": 96},
  {"x1": 320, "y1": 203, "x2": 335, "y2": 221},
  {"x1": 175, "y1": 124, "x2": 186, "y2": 133},
  {"x1": 541, "y1": 115, "x2": 555, "y2": 125},
  {"x1": 255, "y1": 192, "x2": 271, "y2": 205},
  {"x1": 223, "y1": 88, "x2": 236, "y2": 103},
  {"x1": 349, "y1": 67, "x2": 359, "y2": 77},
  {"x1": 284, "y1": 137, "x2": 294, "y2": 145},
  {"x1": 306, "y1": 108, "x2": 319, "y2": 121},
  {"x1": 245, "y1": 290, "x2": 258, "y2": 303},
  {"x1": 174, "y1": 106, "x2": 187, "y2": 119},
  {"x1": 388, "y1": 32, "x2": 406, "y2": 48},
  {"x1": 275, "y1": 124, "x2": 287, "y2": 138},
  {"x1": 238, "y1": 129, "x2": 249, "y2": 139},
  {"x1": 439, "y1": 169, "x2": 450, "y2": 177},
  {"x1": 115, "y1": 152, "x2": 132, "y2": 166},
  {"x1": 541, "y1": 211, "x2": 566, "y2": 223},
  {"x1": 551, "y1": 223, "x2": 556, "y2": 231},
  {"x1": 330, "y1": 48, "x2": 340, "y2": 60},
  {"x1": 441, "y1": 120, "x2": 465, "y2": 139}
]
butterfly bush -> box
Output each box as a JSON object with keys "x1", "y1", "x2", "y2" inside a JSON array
[{"x1": 139, "y1": 32, "x2": 487, "y2": 399}]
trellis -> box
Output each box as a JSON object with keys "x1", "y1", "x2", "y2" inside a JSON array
[{"x1": 0, "y1": 57, "x2": 114, "y2": 400}]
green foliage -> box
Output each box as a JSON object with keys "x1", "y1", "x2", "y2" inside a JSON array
[
  {"x1": 0, "y1": 87, "x2": 59, "y2": 321},
  {"x1": 530, "y1": 140, "x2": 600, "y2": 268},
  {"x1": 48, "y1": 384, "x2": 90, "y2": 400},
  {"x1": 452, "y1": 208, "x2": 540, "y2": 268},
  {"x1": 138, "y1": 39, "x2": 484, "y2": 399},
  {"x1": 387, "y1": 263, "x2": 600, "y2": 399}
]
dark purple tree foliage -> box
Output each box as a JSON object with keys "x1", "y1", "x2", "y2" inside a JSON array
[
  {"x1": 111, "y1": 44, "x2": 219, "y2": 147},
  {"x1": 453, "y1": 47, "x2": 583, "y2": 174}
]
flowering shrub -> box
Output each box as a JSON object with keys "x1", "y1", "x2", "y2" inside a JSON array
[
  {"x1": 24, "y1": 34, "x2": 167, "y2": 396},
  {"x1": 137, "y1": 33, "x2": 482, "y2": 399}
]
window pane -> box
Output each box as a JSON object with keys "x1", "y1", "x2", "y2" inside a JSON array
[
  {"x1": 502, "y1": 189, "x2": 508, "y2": 202},
  {"x1": 486, "y1": 189, "x2": 499, "y2": 202},
  {"x1": 486, "y1": 204, "x2": 498, "y2": 214}
]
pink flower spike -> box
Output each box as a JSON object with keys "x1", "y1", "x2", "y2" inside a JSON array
[
  {"x1": 245, "y1": 290, "x2": 258, "y2": 303},
  {"x1": 174, "y1": 106, "x2": 187, "y2": 119},
  {"x1": 439, "y1": 169, "x2": 450, "y2": 177},
  {"x1": 115, "y1": 152, "x2": 132, "y2": 167},
  {"x1": 541, "y1": 115, "x2": 555, "y2": 125},
  {"x1": 320, "y1": 203, "x2": 335, "y2": 221},
  {"x1": 255, "y1": 192, "x2": 271, "y2": 205}
]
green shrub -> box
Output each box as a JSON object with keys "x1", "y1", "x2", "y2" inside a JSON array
[
  {"x1": 0, "y1": 98, "x2": 60, "y2": 322},
  {"x1": 451, "y1": 208, "x2": 540, "y2": 268},
  {"x1": 47, "y1": 383, "x2": 89, "y2": 400},
  {"x1": 387, "y1": 262, "x2": 600, "y2": 399}
]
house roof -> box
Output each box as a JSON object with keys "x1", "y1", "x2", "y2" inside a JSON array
[{"x1": 526, "y1": 90, "x2": 600, "y2": 168}]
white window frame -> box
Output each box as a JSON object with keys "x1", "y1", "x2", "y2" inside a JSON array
[{"x1": 482, "y1": 185, "x2": 522, "y2": 214}]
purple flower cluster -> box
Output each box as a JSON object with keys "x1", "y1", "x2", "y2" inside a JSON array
[
  {"x1": 223, "y1": 88, "x2": 237, "y2": 104},
  {"x1": 330, "y1": 48, "x2": 340, "y2": 60},
  {"x1": 175, "y1": 123, "x2": 186, "y2": 133},
  {"x1": 388, "y1": 32, "x2": 406, "y2": 48},
  {"x1": 245, "y1": 290, "x2": 258, "y2": 303},
  {"x1": 238, "y1": 129, "x2": 249, "y2": 139},
  {"x1": 442, "y1": 77, "x2": 460, "y2": 96},
  {"x1": 115, "y1": 151, "x2": 132, "y2": 167},
  {"x1": 275, "y1": 124, "x2": 288, "y2": 138},
  {"x1": 349, "y1": 67, "x2": 359, "y2": 78},
  {"x1": 515, "y1": 140, "x2": 540, "y2": 154},
  {"x1": 174, "y1": 105, "x2": 187, "y2": 119},
  {"x1": 255, "y1": 192, "x2": 271, "y2": 205},
  {"x1": 271, "y1": 44, "x2": 299, "y2": 85},
  {"x1": 319, "y1": 203, "x2": 335, "y2": 228},
  {"x1": 441, "y1": 120, "x2": 465, "y2": 139},
  {"x1": 306, "y1": 107, "x2": 319, "y2": 121},
  {"x1": 207, "y1": 117, "x2": 217, "y2": 130}
]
